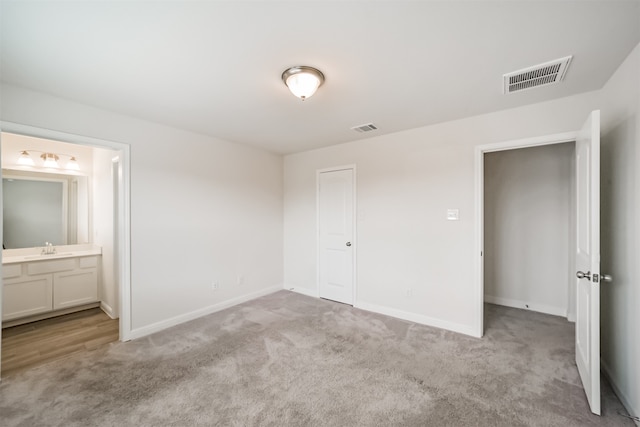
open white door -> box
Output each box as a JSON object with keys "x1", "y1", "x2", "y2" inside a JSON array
[
  {"x1": 575, "y1": 110, "x2": 601, "y2": 415},
  {"x1": 318, "y1": 168, "x2": 354, "y2": 305}
]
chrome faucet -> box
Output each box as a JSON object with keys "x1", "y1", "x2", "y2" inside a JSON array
[{"x1": 41, "y1": 242, "x2": 57, "y2": 255}]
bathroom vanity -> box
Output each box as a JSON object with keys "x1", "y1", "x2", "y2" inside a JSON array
[{"x1": 2, "y1": 245, "x2": 102, "y2": 325}]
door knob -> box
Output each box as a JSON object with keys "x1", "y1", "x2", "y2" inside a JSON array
[
  {"x1": 346, "y1": 242, "x2": 351, "y2": 247},
  {"x1": 601, "y1": 274, "x2": 613, "y2": 282},
  {"x1": 576, "y1": 271, "x2": 591, "y2": 280}
]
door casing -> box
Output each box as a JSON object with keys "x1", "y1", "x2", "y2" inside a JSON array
[{"x1": 474, "y1": 131, "x2": 578, "y2": 338}]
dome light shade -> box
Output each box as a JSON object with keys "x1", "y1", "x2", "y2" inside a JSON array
[
  {"x1": 17, "y1": 150, "x2": 35, "y2": 166},
  {"x1": 282, "y1": 66, "x2": 324, "y2": 100},
  {"x1": 66, "y1": 156, "x2": 80, "y2": 170},
  {"x1": 41, "y1": 153, "x2": 60, "y2": 168}
]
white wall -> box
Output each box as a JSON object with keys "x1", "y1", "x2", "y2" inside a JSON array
[
  {"x1": 92, "y1": 146, "x2": 118, "y2": 318},
  {"x1": 599, "y1": 42, "x2": 640, "y2": 421},
  {"x1": 284, "y1": 90, "x2": 600, "y2": 335},
  {"x1": 484, "y1": 143, "x2": 574, "y2": 317},
  {"x1": 0, "y1": 83, "x2": 284, "y2": 335}
]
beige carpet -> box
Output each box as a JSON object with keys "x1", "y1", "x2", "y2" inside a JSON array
[{"x1": 0, "y1": 290, "x2": 633, "y2": 426}]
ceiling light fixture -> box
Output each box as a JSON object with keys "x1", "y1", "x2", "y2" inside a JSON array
[{"x1": 282, "y1": 66, "x2": 325, "y2": 101}]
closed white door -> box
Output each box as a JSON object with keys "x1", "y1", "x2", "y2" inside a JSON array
[
  {"x1": 575, "y1": 110, "x2": 602, "y2": 415},
  {"x1": 318, "y1": 168, "x2": 354, "y2": 305}
]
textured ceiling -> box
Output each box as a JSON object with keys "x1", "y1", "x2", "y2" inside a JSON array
[{"x1": 1, "y1": 1, "x2": 639, "y2": 154}]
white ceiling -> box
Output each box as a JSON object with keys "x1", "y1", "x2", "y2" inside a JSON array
[{"x1": 1, "y1": 1, "x2": 639, "y2": 154}]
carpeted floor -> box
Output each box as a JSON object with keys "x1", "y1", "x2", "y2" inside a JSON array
[{"x1": 0, "y1": 290, "x2": 633, "y2": 426}]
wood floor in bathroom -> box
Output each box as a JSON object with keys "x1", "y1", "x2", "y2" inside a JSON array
[{"x1": 1, "y1": 308, "x2": 119, "y2": 376}]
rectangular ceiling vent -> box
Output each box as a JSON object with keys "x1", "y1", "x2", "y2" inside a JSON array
[
  {"x1": 503, "y1": 55, "x2": 572, "y2": 94},
  {"x1": 351, "y1": 123, "x2": 378, "y2": 133}
]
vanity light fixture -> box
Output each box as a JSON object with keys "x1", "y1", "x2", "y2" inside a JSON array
[
  {"x1": 41, "y1": 153, "x2": 60, "y2": 168},
  {"x1": 282, "y1": 66, "x2": 325, "y2": 101},
  {"x1": 15, "y1": 150, "x2": 81, "y2": 171},
  {"x1": 17, "y1": 150, "x2": 35, "y2": 166},
  {"x1": 66, "y1": 156, "x2": 80, "y2": 171}
]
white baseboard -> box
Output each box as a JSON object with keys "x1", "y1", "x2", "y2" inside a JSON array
[
  {"x1": 284, "y1": 286, "x2": 476, "y2": 337},
  {"x1": 484, "y1": 295, "x2": 566, "y2": 318},
  {"x1": 355, "y1": 300, "x2": 477, "y2": 337},
  {"x1": 128, "y1": 285, "x2": 282, "y2": 340},
  {"x1": 284, "y1": 285, "x2": 318, "y2": 298},
  {"x1": 602, "y1": 359, "x2": 640, "y2": 425},
  {"x1": 100, "y1": 301, "x2": 118, "y2": 319}
]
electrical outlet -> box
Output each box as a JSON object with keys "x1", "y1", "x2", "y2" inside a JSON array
[
  {"x1": 212, "y1": 281, "x2": 219, "y2": 291},
  {"x1": 237, "y1": 275, "x2": 244, "y2": 285},
  {"x1": 405, "y1": 288, "x2": 413, "y2": 297}
]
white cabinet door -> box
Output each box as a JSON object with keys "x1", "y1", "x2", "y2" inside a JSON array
[
  {"x1": 2, "y1": 275, "x2": 53, "y2": 321},
  {"x1": 53, "y1": 269, "x2": 98, "y2": 310}
]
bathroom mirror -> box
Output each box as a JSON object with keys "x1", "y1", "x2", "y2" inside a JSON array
[{"x1": 2, "y1": 169, "x2": 89, "y2": 249}]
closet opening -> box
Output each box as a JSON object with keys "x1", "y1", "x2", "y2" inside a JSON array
[{"x1": 483, "y1": 142, "x2": 576, "y2": 322}]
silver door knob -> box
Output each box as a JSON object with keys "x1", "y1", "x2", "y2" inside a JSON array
[
  {"x1": 576, "y1": 271, "x2": 591, "y2": 280},
  {"x1": 601, "y1": 274, "x2": 613, "y2": 282},
  {"x1": 346, "y1": 242, "x2": 351, "y2": 247}
]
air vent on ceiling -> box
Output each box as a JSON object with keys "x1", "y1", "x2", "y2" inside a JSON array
[
  {"x1": 503, "y1": 55, "x2": 572, "y2": 94},
  {"x1": 351, "y1": 123, "x2": 378, "y2": 133}
]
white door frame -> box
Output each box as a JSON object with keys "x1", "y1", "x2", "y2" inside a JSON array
[
  {"x1": 473, "y1": 131, "x2": 577, "y2": 337},
  {"x1": 0, "y1": 122, "x2": 132, "y2": 347},
  {"x1": 316, "y1": 164, "x2": 357, "y2": 304}
]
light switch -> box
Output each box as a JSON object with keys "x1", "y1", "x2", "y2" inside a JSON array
[{"x1": 447, "y1": 209, "x2": 459, "y2": 221}]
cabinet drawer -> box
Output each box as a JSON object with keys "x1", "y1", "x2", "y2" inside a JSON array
[
  {"x1": 2, "y1": 264, "x2": 22, "y2": 279},
  {"x1": 27, "y1": 258, "x2": 76, "y2": 275},
  {"x1": 79, "y1": 256, "x2": 98, "y2": 269}
]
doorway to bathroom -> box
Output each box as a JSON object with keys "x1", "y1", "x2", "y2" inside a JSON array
[{"x1": 0, "y1": 122, "x2": 131, "y2": 378}]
